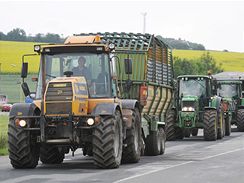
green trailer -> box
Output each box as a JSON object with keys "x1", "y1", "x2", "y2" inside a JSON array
[{"x1": 78, "y1": 32, "x2": 174, "y2": 155}]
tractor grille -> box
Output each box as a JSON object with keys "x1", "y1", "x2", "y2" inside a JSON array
[
  {"x1": 46, "y1": 102, "x2": 72, "y2": 115},
  {"x1": 46, "y1": 82, "x2": 73, "y2": 101},
  {"x1": 182, "y1": 101, "x2": 195, "y2": 108}
]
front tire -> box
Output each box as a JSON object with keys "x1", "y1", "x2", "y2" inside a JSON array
[
  {"x1": 40, "y1": 145, "x2": 64, "y2": 164},
  {"x1": 184, "y1": 129, "x2": 191, "y2": 138},
  {"x1": 122, "y1": 108, "x2": 141, "y2": 163},
  {"x1": 165, "y1": 110, "x2": 177, "y2": 141},
  {"x1": 236, "y1": 109, "x2": 244, "y2": 132},
  {"x1": 217, "y1": 112, "x2": 225, "y2": 139},
  {"x1": 225, "y1": 114, "x2": 231, "y2": 136},
  {"x1": 8, "y1": 119, "x2": 39, "y2": 169},
  {"x1": 93, "y1": 110, "x2": 123, "y2": 169},
  {"x1": 191, "y1": 128, "x2": 198, "y2": 136},
  {"x1": 203, "y1": 110, "x2": 217, "y2": 141}
]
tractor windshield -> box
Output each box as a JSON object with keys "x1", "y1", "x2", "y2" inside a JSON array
[
  {"x1": 179, "y1": 78, "x2": 206, "y2": 97},
  {"x1": 217, "y1": 84, "x2": 238, "y2": 98},
  {"x1": 36, "y1": 53, "x2": 111, "y2": 99}
]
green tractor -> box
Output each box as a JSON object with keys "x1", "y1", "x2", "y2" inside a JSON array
[
  {"x1": 166, "y1": 75, "x2": 226, "y2": 141},
  {"x1": 215, "y1": 80, "x2": 244, "y2": 132}
]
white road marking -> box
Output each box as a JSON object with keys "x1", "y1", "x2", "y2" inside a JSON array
[{"x1": 114, "y1": 147, "x2": 244, "y2": 183}]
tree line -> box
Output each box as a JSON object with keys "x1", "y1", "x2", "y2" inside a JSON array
[
  {"x1": 1, "y1": 28, "x2": 205, "y2": 50},
  {"x1": 0, "y1": 28, "x2": 64, "y2": 43}
]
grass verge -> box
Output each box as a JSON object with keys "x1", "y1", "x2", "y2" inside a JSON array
[{"x1": 0, "y1": 115, "x2": 8, "y2": 156}]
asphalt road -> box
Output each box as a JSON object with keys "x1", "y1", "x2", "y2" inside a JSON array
[{"x1": 1, "y1": 128, "x2": 244, "y2": 183}]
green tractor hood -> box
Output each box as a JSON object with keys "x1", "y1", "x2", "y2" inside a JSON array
[{"x1": 181, "y1": 95, "x2": 199, "y2": 102}]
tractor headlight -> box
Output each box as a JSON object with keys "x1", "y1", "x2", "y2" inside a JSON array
[
  {"x1": 182, "y1": 107, "x2": 195, "y2": 112},
  {"x1": 182, "y1": 107, "x2": 188, "y2": 111},
  {"x1": 109, "y1": 43, "x2": 115, "y2": 50},
  {"x1": 19, "y1": 119, "x2": 27, "y2": 127},
  {"x1": 34, "y1": 45, "x2": 41, "y2": 52},
  {"x1": 87, "y1": 118, "x2": 95, "y2": 126},
  {"x1": 188, "y1": 107, "x2": 195, "y2": 111}
]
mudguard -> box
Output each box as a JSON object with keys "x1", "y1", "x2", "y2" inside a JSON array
[
  {"x1": 91, "y1": 103, "x2": 121, "y2": 116},
  {"x1": 205, "y1": 96, "x2": 222, "y2": 111},
  {"x1": 9, "y1": 103, "x2": 38, "y2": 119},
  {"x1": 121, "y1": 99, "x2": 140, "y2": 111}
]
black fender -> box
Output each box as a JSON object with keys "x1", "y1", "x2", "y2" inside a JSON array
[
  {"x1": 205, "y1": 96, "x2": 222, "y2": 111},
  {"x1": 91, "y1": 103, "x2": 121, "y2": 116},
  {"x1": 121, "y1": 99, "x2": 140, "y2": 111},
  {"x1": 9, "y1": 103, "x2": 40, "y2": 119}
]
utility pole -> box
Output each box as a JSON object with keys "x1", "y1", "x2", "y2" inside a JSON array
[{"x1": 141, "y1": 12, "x2": 147, "y2": 34}]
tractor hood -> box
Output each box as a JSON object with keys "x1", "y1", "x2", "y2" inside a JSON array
[{"x1": 181, "y1": 95, "x2": 199, "y2": 102}]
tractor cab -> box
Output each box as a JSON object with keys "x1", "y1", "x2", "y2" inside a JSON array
[
  {"x1": 216, "y1": 80, "x2": 241, "y2": 99},
  {"x1": 177, "y1": 75, "x2": 212, "y2": 112}
]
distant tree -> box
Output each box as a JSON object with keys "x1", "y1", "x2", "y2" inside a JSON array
[
  {"x1": 174, "y1": 57, "x2": 197, "y2": 77},
  {"x1": 44, "y1": 33, "x2": 62, "y2": 43},
  {"x1": 196, "y1": 52, "x2": 223, "y2": 74},
  {"x1": 156, "y1": 35, "x2": 205, "y2": 50},
  {"x1": 0, "y1": 32, "x2": 6, "y2": 40},
  {"x1": 6, "y1": 28, "x2": 26, "y2": 41},
  {"x1": 173, "y1": 52, "x2": 223, "y2": 77}
]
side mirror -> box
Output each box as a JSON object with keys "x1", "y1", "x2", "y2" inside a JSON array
[
  {"x1": 124, "y1": 59, "x2": 132, "y2": 75},
  {"x1": 21, "y1": 63, "x2": 28, "y2": 78},
  {"x1": 21, "y1": 82, "x2": 30, "y2": 97}
]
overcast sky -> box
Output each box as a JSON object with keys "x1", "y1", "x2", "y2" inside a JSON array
[{"x1": 1, "y1": 0, "x2": 244, "y2": 52}]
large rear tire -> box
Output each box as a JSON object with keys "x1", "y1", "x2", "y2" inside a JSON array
[
  {"x1": 236, "y1": 109, "x2": 244, "y2": 132},
  {"x1": 40, "y1": 145, "x2": 64, "y2": 164},
  {"x1": 122, "y1": 108, "x2": 141, "y2": 163},
  {"x1": 203, "y1": 110, "x2": 217, "y2": 141},
  {"x1": 8, "y1": 119, "x2": 39, "y2": 169},
  {"x1": 93, "y1": 110, "x2": 123, "y2": 169},
  {"x1": 225, "y1": 114, "x2": 231, "y2": 136},
  {"x1": 165, "y1": 110, "x2": 177, "y2": 141}
]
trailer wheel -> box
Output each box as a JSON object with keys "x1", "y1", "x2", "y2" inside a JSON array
[
  {"x1": 203, "y1": 110, "x2": 217, "y2": 141},
  {"x1": 93, "y1": 110, "x2": 123, "y2": 169},
  {"x1": 165, "y1": 110, "x2": 176, "y2": 141},
  {"x1": 225, "y1": 114, "x2": 231, "y2": 136},
  {"x1": 191, "y1": 128, "x2": 198, "y2": 136},
  {"x1": 8, "y1": 119, "x2": 39, "y2": 169},
  {"x1": 145, "y1": 128, "x2": 162, "y2": 156},
  {"x1": 40, "y1": 145, "x2": 64, "y2": 164},
  {"x1": 159, "y1": 127, "x2": 166, "y2": 155},
  {"x1": 236, "y1": 109, "x2": 244, "y2": 132},
  {"x1": 122, "y1": 108, "x2": 141, "y2": 163}
]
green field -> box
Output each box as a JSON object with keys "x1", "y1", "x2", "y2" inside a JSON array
[
  {"x1": 0, "y1": 115, "x2": 8, "y2": 155},
  {"x1": 0, "y1": 40, "x2": 244, "y2": 73},
  {"x1": 0, "y1": 41, "x2": 40, "y2": 73},
  {"x1": 173, "y1": 49, "x2": 244, "y2": 72}
]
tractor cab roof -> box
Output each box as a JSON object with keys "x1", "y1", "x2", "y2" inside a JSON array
[
  {"x1": 34, "y1": 35, "x2": 110, "y2": 54},
  {"x1": 177, "y1": 75, "x2": 211, "y2": 80},
  {"x1": 216, "y1": 80, "x2": 242, "y2": 84}
]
